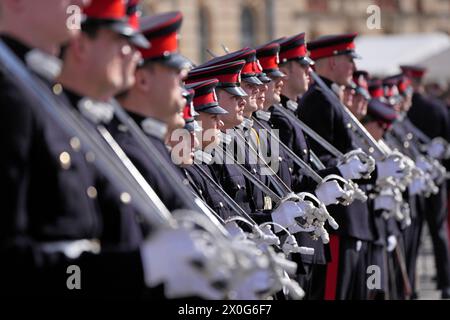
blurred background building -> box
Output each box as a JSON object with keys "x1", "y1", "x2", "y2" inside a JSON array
[{"x1": 141, "y1": 0, "x2": 450, "y2": 83}]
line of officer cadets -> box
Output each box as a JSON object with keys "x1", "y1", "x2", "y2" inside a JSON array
[{"x1": 1, "y1": 0, "x2": 449, "y2": 300}]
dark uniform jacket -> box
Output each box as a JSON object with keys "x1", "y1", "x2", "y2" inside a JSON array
[
  {"x1": 298, "y1": 77, "x2": 375, "y2": 243},
  {"x1": 0, "y1": 35, "x2": 147, "y2": 298}
]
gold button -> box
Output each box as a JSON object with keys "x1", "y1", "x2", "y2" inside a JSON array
[
  {"x1": 237, "y1": 184, "x2": 241, "y2": 189},
  {"x1": 182, "y1": 179, "x2": 189, "y2": 185},
  {"x1": 52, "y1": 83, "x2": 63, "y2": 95},
  {"x1": 303, "y1": 149, "x2": 308, "y2": 154},
  {"x1": 118, "y1": 124, "x2": 128, "y2": 132},
  {"x1": 219, "y1": 202, "x2": 224, "y2": 208},
  {"x1": 59, "y1": 151, "x2": 71, "y2": 170},
  {"x1": 85, "y1": 151, "x2": 96, "y2": 163},
  {"x1": 347, "y1": 123, "x2": 352, "y2": 129},
  {"x1": 86, "y1": 186, "x2": 97, "y2": 199},
  {"x1": 120, "y1": 192, "x2": 132, "y2": 204},
  {"x1": 70, "y1": 137, "x2": 81, "y2": 152},
  {"x1": 289, "y1": 167, "x2": 293, "y2": 173}
]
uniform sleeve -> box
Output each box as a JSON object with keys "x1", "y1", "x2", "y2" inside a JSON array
[{"x1": 298, "y1": 90, "x2": 335, "y2": 158}]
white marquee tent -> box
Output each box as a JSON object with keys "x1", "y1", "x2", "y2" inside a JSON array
[{"x1": 355, "y1": 32, "x2": 450, "y2": 82}]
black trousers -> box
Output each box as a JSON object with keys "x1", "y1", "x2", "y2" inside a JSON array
[
  {"x1": 366, "y1": 242, "x2": 389, "y2": 299},
  {"x1": 297, "y1": 263, "x2": 327, "y2": 300},
  {"x1": 335, "y1": 237, "x2": 369, "y2": 300},
  {"x1": 424, "y1": 184, "x2": 450, "y2": 289},
  {"x1": 402, "y1": 195, "x2": 424, "y2": 293}
]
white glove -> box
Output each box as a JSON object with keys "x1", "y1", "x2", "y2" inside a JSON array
[
  {"x1": 337, "y1": 149, "x2": 375, "y2": 179},
  {"x1": 376, "y1": 155, "x2": 406, "y2": 180},
  {"x1": 409, "y1": 175, "x2": 427, "y2": 195},
  {"x1": 271, "y1": 200, "x2": 312, "y2": 234},
  {"x1": 386, "y1": 235, "x2": 397, "y2": 252},
  {"x1": 416, "y1": 156, "x2": 434, "y2": 174},
  {"x1": 374, "y1": 188, "x2": 399, "y2": 212},
  {"x1": 282, "y1": 235, "x2": 315, "y2": 256},
  {"x1": 140, "y1": 228, "x2": 227, "y2": 299},
  {"x1": 416, "y1": 156, "x2": 446, "y2": 185},
  {"x1": 426, "y1": 137, "x2": 447, "y2": 160},
  {"x1": 225, "y1": 221, "x2": 247, "y2": 240},
  {"x1": 338, "y1": 155, "x2": 370, "y2": 180},
  {"x1": 315, "y1": 179, "x2": 351, "y2": 206},
  {"x1": 233, "y1": 269, "x2": 275, "y2": 300}
]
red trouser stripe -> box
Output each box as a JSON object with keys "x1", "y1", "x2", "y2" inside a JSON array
[
  {"x1": 447, "y1": 193, "x2": 450, "y2": 251},
  {"x1": 325, "y1": 234, "x2": 340, "y2": 300}
]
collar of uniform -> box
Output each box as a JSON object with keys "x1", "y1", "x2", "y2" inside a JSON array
[
  {"x1": 194, "y1": 149, "x2": 213, "y2": 165},
  {"x1": 25, "y1": 49, "x2": 62, "y2": 81},
  {"x1": 219, "y1": 131, "x2": 233, "y2": 145},
  {"x1": 140, "y1": 116, "x2": 168, "y2": 140},
  {"x1": 397, "y1": 112, "x2": 406, "y2": 122},
  {"x1": 236, "y1": 117, "x2": 254, "y2": 131},
  {"x1": 254, "y1": 110, "x2": 271, "y2": 121},
  {"x1": 0, "y1": 35, "x2": 32, "y2": 62},
  {"x1": 243, "y1": 117, "x2": 254, "y2": 128},
  {"x1": 315, "y1": 75, "x2": 341, "y2": 97},
  {"x1": 280, "y1": 94, "x2": 299, "y2": 112},
  {"x1": 286, "y1": 100, "x2": 298, "y2": 112},
  {"x1": 77, "y1": 96, "x2": 115, "y2": 125}
]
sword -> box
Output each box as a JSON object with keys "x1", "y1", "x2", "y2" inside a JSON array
[{"x1": 309, "y1": 70, "x2": 388, "y2": 159}]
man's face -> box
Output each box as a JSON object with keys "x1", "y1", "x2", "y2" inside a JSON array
[
  {"x1": 24, "y1": 0, "x2": 90, "y2": 44},
  {"x1": 241, "y1": 81, "x2": 260, "y2": 116},
  {"x1": 333, "y1": 55, "x2": 356, "y2": 86},
  {"x1": 264, "y1": 76, "x2": 284, "y2": 109},
  {"x1": 140, "y1": 63, "x2": 187, "y2": 122},
  {"x1": 282, "y1": 61, "x2": 310, "y2": 95},
  {"x1": 169, "y1": 129, "x2": 198, "y2": 167},
  {"x1": 365, "y1": 121, "x2": 386, "y2": 141},
  {"x1": 196, "y1": 113, "x2": 223, "y2": 149},
  {"x1": 350, "y1": 93, "x2": 368, "y2": 120},
  {"x1": 167, "y1": 103, "x2": 186, "y2": 136},
  {"x1": 217, "y1": 89, "x2": 246, "y2": 129},
  {"x1": 400, "y1": 93, "x2": 413, "y2": 112},
  {"x1": 343, "y1": 87, "x2": 354, "y2": 108},
  {"x1": 82, "y1": 29, "x2": 141, "y2": 97},
  {"x1": 256, "y1": 83, "x2": 268, "y2": 110}
]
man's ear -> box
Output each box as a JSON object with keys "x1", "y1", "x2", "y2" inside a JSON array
[
  {"x1": 279, "y1": 63, "x2": 290, "y2": 80},
  {"x1": 135, "y1": 68, "x2": 151, "y2": 92},
  {"x1": 327, "y1": 56, "x2": 336, "y2": 71}
]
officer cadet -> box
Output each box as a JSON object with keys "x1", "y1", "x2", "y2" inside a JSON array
[
  {"x1": 260, "y1": 33, "x2": 365, "y2": 300},
  {"x1": 110, "y1": 11, "x2": 192, "y2": 212},
  {"x1": 186, "y1": 61, "x2": 256, "y2": 215},
  {"x1": 254, "y1": 42, "x2": 295, "y2": 189},
  {"x1": 195, "y1": 48, "x2": 274, "y2": 216},
  {"x1": 298, "y1": 33, "x2": 382, "y2": 300},
  {"x1": 56, "y1": 0, "x2": 153, "y2": 251},
  {"x1": 0, "y1": 0, "x2": 106, "y2": 296},
  {"x1": 168, "y1": 88, "x2": 200, "y2": 168},
  {"x1": 57, "y1": 5, "x2": 229, "y2": 300},
  {"x1": 181, "y1": 79, "x2": 240, "y2": 219},
  {"x1": 380, "y1": 74, "x2": 426, "y2": 299},
  {"x1": 81, "y1": 7, "x2": 239, "y2": 300},
  {"x1": 401, "y1": 65, "x2": 450, "y2": 299},
  {"x1": 361, "y1": 98, "x2": 401, "y2": 299},
  {"x1": 351, "y1": 70, "x2": 371, "y2": 120},
  {"x1": 0, "y1": 0, "x2": 159, "y2": 297},
  {"x1": 342, "y1": 81, "x2": 356, "y2": 109},
  {"x1": 383, "y1": 77, "x2": 403, "y2": 113}
]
